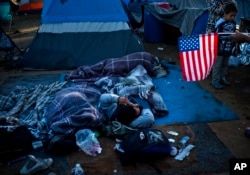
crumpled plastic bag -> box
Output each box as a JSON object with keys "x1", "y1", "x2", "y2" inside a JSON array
[{"x1": 75, "y1": 129, "x2": 102, "y2": 156}]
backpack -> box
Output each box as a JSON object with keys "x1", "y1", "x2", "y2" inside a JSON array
[
  {"x1": 118, "y1": 128, "x2": 172, "y2": 174},
  {"x1": 0, "y1": 126, "x2": 33, "y2": 163}
]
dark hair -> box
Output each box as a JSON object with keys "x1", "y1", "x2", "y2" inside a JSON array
[
  {"x1": 224, "y1": 3, "x2": 237, "y2": 14},
  {"x1": 112, "y1": 104, "x2": 140, "y2": 126}
]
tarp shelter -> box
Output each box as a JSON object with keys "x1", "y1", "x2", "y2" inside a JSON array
[
  {"x1": 23, "y1": 0, "x2": 144, "y2": 70},
  {"x1": 143, "y1": 0, "x2": 208, "y2": 36},
  {"x1": 19, "y1": 0, "x2": 42, "y2": 13},
  {"x1": 131, "y1": 0, "x2": 250, "y2": 36}
]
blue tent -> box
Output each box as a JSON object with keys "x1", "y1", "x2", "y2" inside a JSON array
[{"x1": 23, "y1": 0, "x2": 144, "y2": 70}]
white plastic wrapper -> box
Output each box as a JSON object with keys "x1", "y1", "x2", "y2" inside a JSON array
[{"x1": 75, "y1": 129, "x2": 102, "y2": 156}]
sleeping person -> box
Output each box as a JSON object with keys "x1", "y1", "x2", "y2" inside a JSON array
[
  {"x1": 40, "y1": 85, "x2": 103, "y2": 137},
  {"x1": 98, "y1": 93, "x2": 154, "y2": 129}
]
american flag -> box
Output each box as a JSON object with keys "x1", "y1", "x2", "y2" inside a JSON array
[{"x1": 178, "y1": 33, "x2": 218, "y2": 81}]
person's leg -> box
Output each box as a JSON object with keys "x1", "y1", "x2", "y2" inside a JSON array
[
  {"x1": 212, "y1": 55, "x2": 224, "y2": 89},
  {"x1": 129, "y1": 109, "x2": 154, "y2": 129},
  {"x1": 220, "y1": 56, "x2": 230, "y2": 85}
]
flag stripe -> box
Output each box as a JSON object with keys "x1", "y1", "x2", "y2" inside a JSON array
[{"x1": 178, "y1": 33, "x2": 218, "y2": 81}]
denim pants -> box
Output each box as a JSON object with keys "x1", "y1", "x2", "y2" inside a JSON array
[{"x1": 212, "y1": 55, "x2": 229, "y2": 84}]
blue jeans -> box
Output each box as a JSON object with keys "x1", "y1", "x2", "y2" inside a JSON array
[
  {"x1": 129, "y1": 108, "x2": 154, "y2": 129},
  {"x1": 212, "y1": 55, "x2": 229, "y2": 84}
]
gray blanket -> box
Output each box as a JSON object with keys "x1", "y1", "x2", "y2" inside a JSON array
[{"x1": 64, "y1": 52, "x2": 159, "y2": 82}]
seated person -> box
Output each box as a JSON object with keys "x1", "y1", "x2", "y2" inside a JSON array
[{"x1": 98, "y1": 93, "x2": 154, "y2": 129}]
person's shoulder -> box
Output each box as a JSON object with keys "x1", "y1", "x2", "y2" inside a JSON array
[{"x1": 215, "y1": 18, "x2": 225, "y2": 29}]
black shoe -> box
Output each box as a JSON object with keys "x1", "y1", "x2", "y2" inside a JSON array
[{"x1": 212, "y1": 82, "x2": 224, "y2": 90}]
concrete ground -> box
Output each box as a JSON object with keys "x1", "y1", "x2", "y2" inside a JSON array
[{"x1": 1, "y1": 14, "x2": 250, "y2": 175}]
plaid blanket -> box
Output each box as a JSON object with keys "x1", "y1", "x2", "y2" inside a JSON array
[
  {"x1": 0, "y1": 82, "x2": 67, "y2": 119},
  {"x1": 0, "y1": 82, "x2": 67, "y2": 139},
  {"x1": 44, "y1": 85, "x2": 103, "y2": 136},
  {"x1": 64, "y1": 52, "x2": 159, "y2": 82},
  {"x1": 0, "y1": 53, "x2": 167, "y2": 140},
  {"x1": 94, "y1": 65, "x2": 168, "y2": 118}
]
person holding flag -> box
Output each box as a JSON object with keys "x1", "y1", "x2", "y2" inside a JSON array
[
  {"x1": 231, "y1": 31, "x2": 250, "y2": 43},
  {"x1": 211, "y1": 2, "x2": 238, "y2": 89}
]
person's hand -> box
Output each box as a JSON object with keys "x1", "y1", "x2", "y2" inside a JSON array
[
  {"x1": 118, "y1": 97, "x2": 137, "y2": 107},
  {"x1": 231, "y1": 31, "x2": 250, "y2": 43}
]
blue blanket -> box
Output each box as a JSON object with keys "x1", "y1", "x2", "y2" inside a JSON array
[{"x1": 153, "y1": 64, "x2": 239, "y2": 125}]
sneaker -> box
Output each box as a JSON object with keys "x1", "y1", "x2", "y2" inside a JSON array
[
  {"x1": 220, "y1": 78, "x2": 230, "y2": 86},
  {"x1": 212, "y1": 82, "x2": 224, "y2": 90},
  {"x1": 20, "y1": 155, "x2": 53, "y2": 175}
]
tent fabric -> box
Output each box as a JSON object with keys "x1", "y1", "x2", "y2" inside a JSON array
[
  {"x1": 23, "y1": 0, "x2": 144, "y2": 70},
  {"x1": 19, "y1": 0, "x2": 42, "y2": 12},
  {"x1": 39, "y1": 22, "x2": 130, "y2": 33},
  {"x1": 42, "y1": 0, "x2": 128, "y2": 23},
  {"x1": 24, "y1": 31, "x2": 143, "y2": 70}
]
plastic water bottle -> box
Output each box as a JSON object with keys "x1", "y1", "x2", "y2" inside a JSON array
[
  {"x1": 72, "y1": 163, "x2": 84, "y2": 175},
  {"x1": 178, "y1": 136, "x2": 190, "y2": 149}
]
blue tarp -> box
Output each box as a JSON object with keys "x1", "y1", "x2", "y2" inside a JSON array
[{"x1": 153, "y1": 64, "x2": 239, "y2": 124}]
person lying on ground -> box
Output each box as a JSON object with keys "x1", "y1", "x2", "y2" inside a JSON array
[{"x1": 98, "y1": 93, "x2": 154, "y2": 129}]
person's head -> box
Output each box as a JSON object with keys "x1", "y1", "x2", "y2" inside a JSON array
[
  {"x1": 223, "y1": 3, "x2": 237, "y2": 22},
  {"x1": 113, "y1": 104, "x2": 142, "y2": 125}
]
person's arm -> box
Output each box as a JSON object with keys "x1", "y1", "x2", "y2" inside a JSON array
[
  {"x1": 231, "y1": 32, "x2": 250, "y2": 43},
  {"x1": 98, "y1": 94, "x2": 120, "y2": 119},
  {"x1": 99, "y1": 94, "x2": 136, "y2": 107},
  {"x1": 129, "y1": 109, "x2": 154, "y2": 129},
  {"x1": 99, "y1": 94, "x2": 119, "y2": 106}
]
